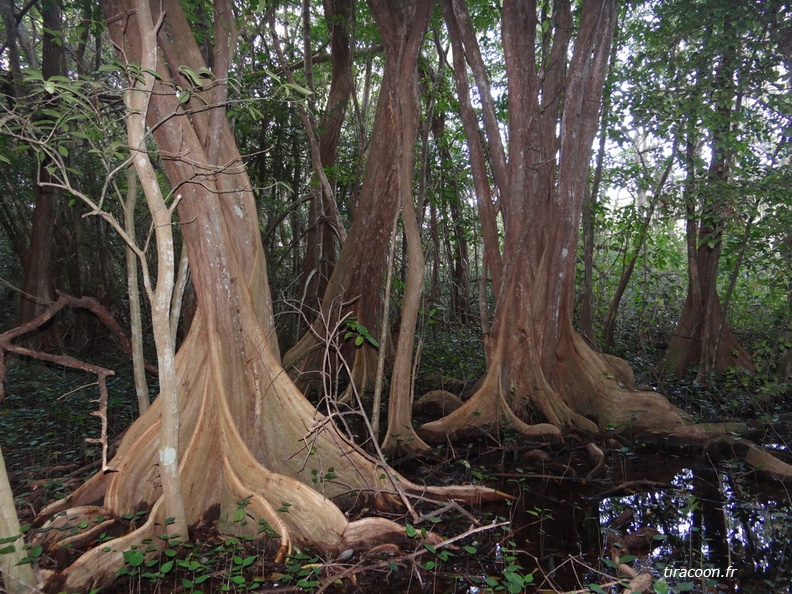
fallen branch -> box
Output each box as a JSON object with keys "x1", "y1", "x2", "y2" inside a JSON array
[
  {"x1": 586, "y1": 479, "x2": 676, "y2": 501},
  {"x1": 314, "y1": 520, "x2": 509, "y2": 593},
  {"x1": 0, "y1": 292, "x2": 157, "y2": 400},
  {"x1": 0, "y1": 293, "x2": 150, "y2": 472}
]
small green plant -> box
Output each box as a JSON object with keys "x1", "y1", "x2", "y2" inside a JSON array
[
  {"x1": 310, "y1": 467, "x2": 338, "y2": 486},
  {"x1": 279, "y1": 548, "x2": 322, "y2": 590},
  {"x1": 343, "y1": 318, "x2": 379, "y2": 348}
]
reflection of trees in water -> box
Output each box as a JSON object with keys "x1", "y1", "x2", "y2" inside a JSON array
[{"x1": 593, "y1": 459, "x2": 791, "y2": 589}]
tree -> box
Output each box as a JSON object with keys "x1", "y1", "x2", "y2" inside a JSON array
[
  {"x1": 653, "y1": 0, "x2": 762, "y2": 380},
  {"x1": 0, "y1": 445, "x2": 36, "y2": 594},
  {"x1": 295, "y1": 0, "x2": 355, "y2": 329},
  {"x1": 283, "y1": 0, "x2": 435, "y2": 398},
  {"x1": 15, "y1": 0, "x2": 64, "y2": 343},
  {"x1": 419, "y1": 0, "x2": 693, "y2": 443},
  {"x1": 31, "y1": 2, "x2": 497, "y2": 590}
]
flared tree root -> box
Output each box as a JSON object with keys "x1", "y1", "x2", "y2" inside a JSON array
[
  {"x1": 417, "y1": 331, "x2": 792, "y2": 483},
  {"x1": 31, "y1": 326, "x2": 503, "y2": 592}
]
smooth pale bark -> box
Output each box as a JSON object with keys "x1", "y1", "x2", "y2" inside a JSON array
[
  {"x1": 31, "y1": 3, "x2": 501, "y2": 590},
  {"x1": 170, "y1": 246, "x2": 190, "y2": 345},
  {"x1": 382, "y1": 172, "x2": 432, "y2": 456},
  {"x1": 0, "y1": 446, "x2": 36, "y2": 594},
  {"x1": 123, "y1": 166, "x2": 150, "y2": 416},
  {"x1": 125, "y1": 0, "x2": 187, "y2": 541}
]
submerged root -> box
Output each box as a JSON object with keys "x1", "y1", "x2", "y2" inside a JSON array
[{"x1": 637, "y1": 425, "x2": 792, "y2": 482}]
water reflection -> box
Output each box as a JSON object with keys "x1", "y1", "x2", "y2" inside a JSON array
[{"x1": 594, "y1": 458, "x2": 792, "y2": 592}]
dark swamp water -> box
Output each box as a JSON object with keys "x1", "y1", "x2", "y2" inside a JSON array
[
  {"x1": 391, "y1": 443, "x2": 792, "y2": 594},
  {"x1": 2, "y1": 366, "x2": 791, "y2": 593}
]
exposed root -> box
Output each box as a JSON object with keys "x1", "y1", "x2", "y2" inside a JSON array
[
  {"x1": 637, "y1": 422, "x2": 754, "y2": 452},
  {"x1": 413, "y1": 390, "x2": 464, "y2": 417},
  {"x1": 31, "y1": 319, "x2": 506, "y2": 592},
  {"x1": 636, "y1": 426, "x2": 792, "y2": 482},
  {"x1": 704, "y1": 436, "x2": 792, "y2": 482},
  {"x1": 585, "y1": 443, "x2": 606, "y2": 479},
  {"x1": 417, "y1": 369, "x2": 564, "y2": 444},
  {"x1": 44, "y1": 498, "x2": 165, "y2": 593}
]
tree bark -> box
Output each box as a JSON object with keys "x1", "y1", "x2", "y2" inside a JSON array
[
  {"x1": 659, "y1": 14, "x2": 754, "y2": 381},
  {"x1": 296, "y1": 0, "x2": 355, "y2": 327},
  {"x1": 0, "y1": 445, "x2": 36, "y2": 594},
  {"x1": 33, "y1": 2, "x2": 500, "y2": 590},
  {"x1": 126, "y1": 0, "x2": 187, "y2": 540},
  {"x1": 420, "y1": 0, "x2": 693, "y2": 444},
  {"x1": 16, "y1": 0, "x2": 65, "y2": 345},
  {"x1": 283, "y1": 0, "x2": 434, "y2": 397},
  {"x1": 123, "y1": 166, "x2": 150, "y2": 416}
]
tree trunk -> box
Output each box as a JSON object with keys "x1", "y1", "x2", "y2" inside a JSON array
[
  {"x1": 16, "y1": 0, "x2": 65, "y2": 345},
  {"x1": 123, "y1": 166, "x2": 150, "y2": 416},
  {"x1": 420, "y1": 0, "x2": 692, "y2": 444},
  {"x1": 283, "y1": 0, "x2": 434, "y2": 397},
  {"x1": 659, "y1": 14, "x2": 754, "y2": 381},
  {"x1": 296, "y1": 0, "x2": 355, "y2": 326},
  {"x1": 34, "y1": 3, "x2": 498, "y2": 590},
  {"x1": 0, "y1": 445, "x2": 36, "y2": 594}
]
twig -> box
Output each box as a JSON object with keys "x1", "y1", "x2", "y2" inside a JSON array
[{"x1": 314, "y1": 521, "x2": 508, "y2": 594}]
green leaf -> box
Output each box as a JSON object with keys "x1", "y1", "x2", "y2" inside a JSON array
[
  {"x1": 242, "y1": 555, "x2": 257, "y2": 567},
  {"x1": 653, "y1": 578, "x2": 670, "y2": 594},
  {"x1": 179, "y1": 66, "x2": 204, "y2": 87},
  {"x1": 160, "y1": 560, "x2": 174, "y2": 574},
  {"x1": 588, "y1": 585, "x2": 608, "y2": 594},
  {"x1": 123, "y1": 550, "x2": 145, "y2": 567},
  {"x1": 404, "y1": 524, "x2": 416, "y2": 538}
]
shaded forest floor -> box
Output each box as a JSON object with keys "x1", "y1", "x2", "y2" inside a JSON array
[{"x1": 1, "y1": 355, "x2": 791, "y2": 593}]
